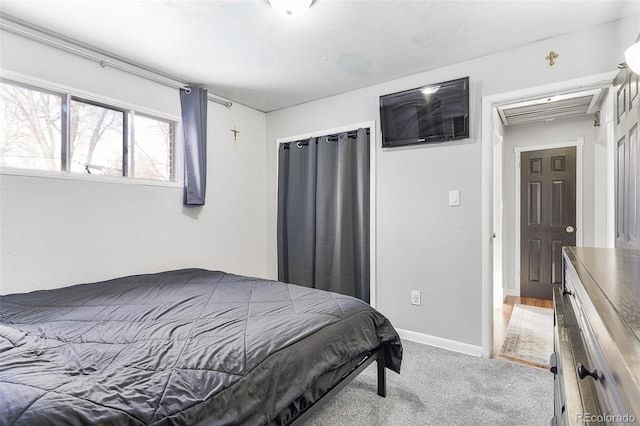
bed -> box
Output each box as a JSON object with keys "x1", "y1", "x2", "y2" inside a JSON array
[{"x1": 0, "y1": 269, "x2": 402, "y2": 425}]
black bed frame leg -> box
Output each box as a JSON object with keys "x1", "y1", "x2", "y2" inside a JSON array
[{"x1": 376, "y1": 345, "x2": 387, "y2": 397}]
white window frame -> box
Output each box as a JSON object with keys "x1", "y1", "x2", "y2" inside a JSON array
[{"x1": 0, "y1": 70, "x2": 182, "y2": 188}]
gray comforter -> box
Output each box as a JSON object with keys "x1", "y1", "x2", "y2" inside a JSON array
[{"x1": 0, "y1": 269, "x2": 402, "y2": 425}]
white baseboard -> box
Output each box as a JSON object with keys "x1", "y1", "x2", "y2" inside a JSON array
[{"x1": 396, "y1": 328, "x2": 483, "y2": 357}]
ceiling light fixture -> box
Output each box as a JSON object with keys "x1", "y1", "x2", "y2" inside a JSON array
[
  {"x1": 266, "y1": 0, "x2": 317, "y2": 19},
  {"x1": 625, "y1": 37, "x2": 640, "y2": 74}
]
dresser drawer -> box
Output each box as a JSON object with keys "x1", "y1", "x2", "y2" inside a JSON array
[
  {"x1": 552, "y1": 287, "x2": 601, "y2": 425},
  {"x1": 553, "y1": 247, "x2": 640, "y2": 425}
]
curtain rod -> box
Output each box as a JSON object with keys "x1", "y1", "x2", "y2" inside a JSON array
[
  {"x1": 283, "y1": 128, "x2": 370, "y2": 148},
  {"x1": 0, "y1": 14, "x2": 232, "y2": 109}
]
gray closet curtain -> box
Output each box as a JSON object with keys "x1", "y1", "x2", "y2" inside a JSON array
[
  {"x1": 180, "y1": 87, "x2": 208, "y2": 206},
  {"x1": 277, "y1": 128, "x2": 370, "y2": 302}
]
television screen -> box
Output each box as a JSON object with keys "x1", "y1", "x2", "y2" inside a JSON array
[{"x1": 380, "y1": 77, "x2": 469, "y2": 147}]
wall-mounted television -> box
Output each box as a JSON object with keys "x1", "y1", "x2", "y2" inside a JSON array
[{"x1": 380, "y1": 77, "x2": 469, "y2": 148}]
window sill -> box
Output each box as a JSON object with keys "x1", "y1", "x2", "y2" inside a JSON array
[{"x1": 0, "y1": 167, "x2": 182, "y2": 188}]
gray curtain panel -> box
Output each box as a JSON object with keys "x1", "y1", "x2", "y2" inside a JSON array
[
  {"x1": 277, "y1": 128, "x2": 370, "y2": 302},
  {"x1": 180, "y1": 87, "x2": 208, "y2": 206}
]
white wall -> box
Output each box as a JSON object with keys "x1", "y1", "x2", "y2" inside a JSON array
[
  {"x1": 265, "y1": 17, "x2": 639, "y2": 348},
  {"x1": 501, "y1": 115, "x2": 597, "y2": 294},
  {"x1": 0, "y1": 30, "x2": 268, "y2": 295}
]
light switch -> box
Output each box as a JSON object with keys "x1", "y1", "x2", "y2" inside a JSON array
[{"x1": 449, "y1": 190, "x2": 460, "y2": 207}]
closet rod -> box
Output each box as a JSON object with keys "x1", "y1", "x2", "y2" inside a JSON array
[{"x1": 0, "y1": 13, "x2": 233, "y2": 109}]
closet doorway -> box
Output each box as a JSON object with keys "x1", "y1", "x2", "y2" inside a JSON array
[{"x1": 276, "y1": 121, "x2": 377, "y2": 306}]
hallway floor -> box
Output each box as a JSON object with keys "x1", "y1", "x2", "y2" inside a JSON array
[{"x1": 493, "y1": 295, "x2": 553, "y2": 368}]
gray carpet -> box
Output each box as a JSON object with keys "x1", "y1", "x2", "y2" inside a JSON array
[{"x1": 305, "y1": 339, "x2": 553, "y2": 425}]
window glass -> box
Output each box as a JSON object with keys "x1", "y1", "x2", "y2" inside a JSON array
[
  {"x1": 0, "y1": 79, "x2": 176, "y2": 182},
  {"x1": 0, "y1": 81, "x2": 62, "y2": 171},
  {"x1": 131, "y1": 114, "x2": 173, "y2": 181},
  {"x1": 69, "y1": 99, "x2": 124, "y2": 176}
]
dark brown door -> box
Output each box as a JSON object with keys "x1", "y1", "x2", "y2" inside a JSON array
[{"x1": 521, "y1": 147, "x2": 576, "y2": 300}]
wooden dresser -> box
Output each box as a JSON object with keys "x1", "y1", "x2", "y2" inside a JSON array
[{"x1": 551, "y1": 247, "x2": 640, "y2": 425}]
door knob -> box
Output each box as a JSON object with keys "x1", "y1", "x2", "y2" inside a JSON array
[{"x1": 566, "y1": 225, "x2": 575, "y2": 233}]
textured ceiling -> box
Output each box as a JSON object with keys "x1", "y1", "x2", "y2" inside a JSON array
[{"x1": 1, "y1": 0, "x2": 639, "y2": 112}]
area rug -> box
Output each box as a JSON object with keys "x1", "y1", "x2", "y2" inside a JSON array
[{"x1": 499, "y1": 304, "x2": 553, "y2": 366}]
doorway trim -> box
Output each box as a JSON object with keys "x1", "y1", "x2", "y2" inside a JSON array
[
  {"x1": 513, "y1": 139, "x2": 584, "y2": 296},
  {"x1": 274, "y1": 120, "x2": 378, "y2": 308},
  {"x1": 481, "y1": 71, "x2": 616, "y2": 358}
]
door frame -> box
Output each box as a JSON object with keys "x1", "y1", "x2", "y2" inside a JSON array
[
  {"x1": 513, "y1": 140, "x2": 584, "y2": 296},
  {"x1": 480, "y1": 71, "x2": 616, "y2": 357},
  {"x1": 274, "y1": 120, "x2": 378, "y2": 308}
]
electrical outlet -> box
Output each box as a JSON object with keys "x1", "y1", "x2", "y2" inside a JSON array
[{"x1": 411, "y1": 290, "x2": 421, "y2": 306}]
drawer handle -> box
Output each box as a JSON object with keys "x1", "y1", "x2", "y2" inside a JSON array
[
  {"x1": 576, "y1": 363, "x2": 599, "y2": 381},
  {"x1": 563, "y1": 289, "x2": 573, "y2": 296}
]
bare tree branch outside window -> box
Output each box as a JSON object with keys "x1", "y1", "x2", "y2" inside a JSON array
[
  {"x1": 0, "y1": 82, "x2": 62, "y2": 171},
  {"x1": 70, "y1": 100, "x2": 123, "y2": 176},
  {"x1": 0, "y1": 79, "x2": 175, "y2": 182}
]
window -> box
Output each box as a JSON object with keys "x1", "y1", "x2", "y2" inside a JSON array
[
  {"x1": 0, "y1": 81, "x2": 62, "y2": 172},
  {"x1": 131, "y1": 114, "x2": 174, "y2": 181},
  {"x1": 70, "y1": 98, "x2": 125, "y2": 176},
  {"x1": 0, "y1": 78, "x2": 176, "y2": 182}
]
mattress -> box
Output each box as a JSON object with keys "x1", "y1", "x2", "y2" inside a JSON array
[{"x1": 0, "y1": 269, "x2": 402, "y2": 425}]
